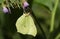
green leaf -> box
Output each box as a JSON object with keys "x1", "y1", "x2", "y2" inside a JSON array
[
  {"x1": 32, "y1": 3, "x2": 51, "y2": 19},
  {"x1": 33, "y1": 0, "x2": 53, "y2": 11},
  {"x1": 13, "y1": 33, "x2": 22, "y2": 39},
  {"x1": 0, "y1": 0, "x2": 4, "y2": 3},
  {"x1": 32, "y1": 2, "x2": 51, "y2": 39},
  {"x1": 16, "y1": 13, "x2": 37, "y2": 37}
]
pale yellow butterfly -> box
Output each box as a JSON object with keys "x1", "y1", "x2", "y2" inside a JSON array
[{"x1": 16, "y1": 13, "x2": 37, "y2": 37}]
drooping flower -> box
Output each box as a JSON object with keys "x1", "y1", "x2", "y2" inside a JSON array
[
  {"x1": 23, "y1": 1, "x2": 29, "y2": 8},
  {"x1": 3, "y1": 6, "x2": 9, "y2": 13}
]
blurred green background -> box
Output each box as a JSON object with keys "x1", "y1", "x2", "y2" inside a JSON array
[{"x1": 0, "y1": 0, "x2": 60, "y2": 39}]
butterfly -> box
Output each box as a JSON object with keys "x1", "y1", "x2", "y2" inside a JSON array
[{"x1": 16, "y1": 12, "x2": 37, "y2": 37}]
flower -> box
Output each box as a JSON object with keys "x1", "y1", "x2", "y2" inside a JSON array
[
  {"x1": 3, "y1": 6, "x2": 9, "y2": 13},
  {"x1": 23, "y1": 1, "x2": 29, "y2": 8}
]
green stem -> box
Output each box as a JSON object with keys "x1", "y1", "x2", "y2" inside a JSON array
[
  {"x1": 50, "y1": 0, "x2": 59, "y2": 32},
  {"x1": 55, "y1": 33, "x2": 60, "y2": 39}
]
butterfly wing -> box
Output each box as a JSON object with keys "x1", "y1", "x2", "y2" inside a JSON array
[{"x1": 16, "y1": 13, "x2": 37, "y2": 37}]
